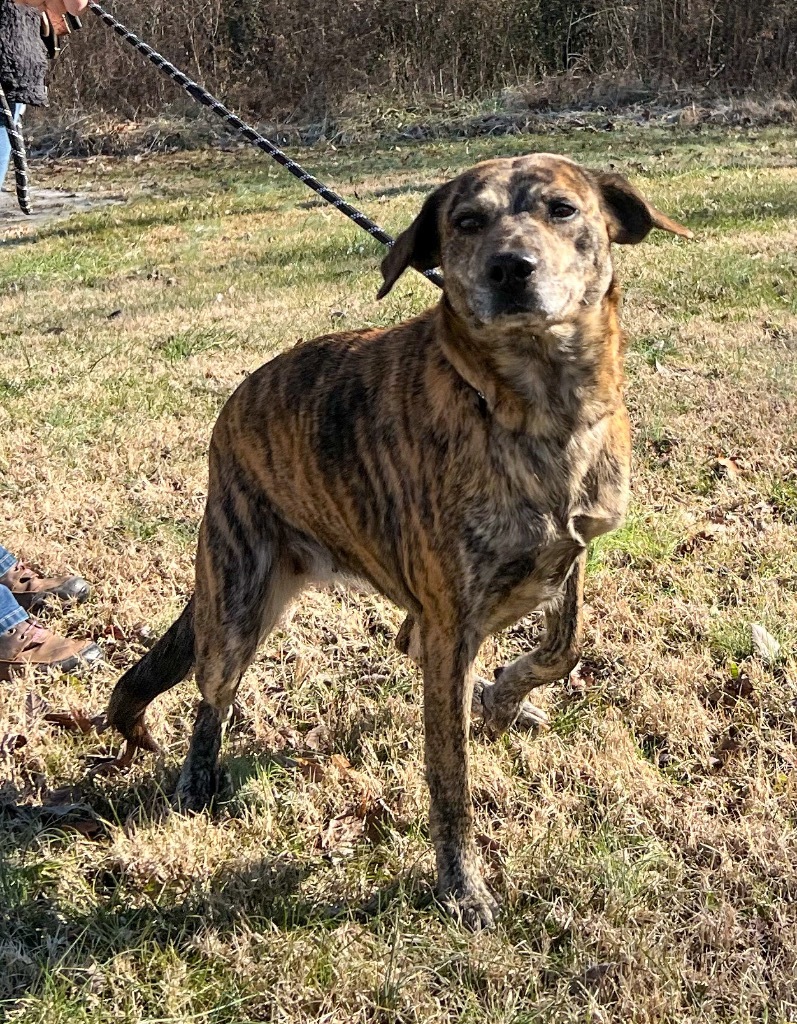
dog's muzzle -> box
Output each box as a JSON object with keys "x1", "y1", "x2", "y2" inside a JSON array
[{"x1": 483, "y1": 251, "x2": 541, "y2": 317}]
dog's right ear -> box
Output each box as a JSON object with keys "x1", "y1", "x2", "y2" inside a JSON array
[{"x1": 377, "y1": 182, "x2": 452, "y2": 299}]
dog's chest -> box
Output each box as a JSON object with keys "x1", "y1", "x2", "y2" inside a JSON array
[
  {"x1": 463, "y1": 496, "x2": 579, "y2": 621},
  {"x1": 460, "y1": 428, "x2": 620, "y2": 626}
]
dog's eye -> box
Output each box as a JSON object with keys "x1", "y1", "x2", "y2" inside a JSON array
[
  {"x1": 550, "y1": 201, "x2": 578, "y2": 221},
  {"x1": 455, "y1": 214, "x2": 486, "y2": 233}
]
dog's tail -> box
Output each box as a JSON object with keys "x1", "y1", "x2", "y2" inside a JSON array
[{"x1": 106, "y1": 596, "x2": 195, "y2": 752}]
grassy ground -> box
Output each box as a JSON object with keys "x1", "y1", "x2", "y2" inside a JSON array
[{"x1": 0, "y1": 123, "x2": 796, "y2": 1023}]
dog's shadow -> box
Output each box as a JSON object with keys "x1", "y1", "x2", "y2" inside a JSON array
[
  {"x1": 97, "y1": 744, "x2": 434, "y2": 925},
  {"x1": 2, "y1": 752, "x2": 436, "y2": 1003}
]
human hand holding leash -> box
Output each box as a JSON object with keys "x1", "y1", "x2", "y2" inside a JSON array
[{"x1": 15, "y1": 0, "x2": 85, "y2": 54}]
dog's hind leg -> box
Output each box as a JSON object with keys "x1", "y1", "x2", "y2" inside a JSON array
[
  {"x1": 395, "y1": 614, "x2": 422, "y2": 662},
  {"x1": 173, "y1": 505, "x2": 306, "y2": 813}
]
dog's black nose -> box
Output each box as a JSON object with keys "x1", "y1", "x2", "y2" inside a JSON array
[{"x1": 487, "y1": 253, "x2": 537, "y2": 289}]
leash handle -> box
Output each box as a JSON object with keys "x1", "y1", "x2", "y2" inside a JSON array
[
  {"x1": 0, "y1": 84, "x2": 30, "y2": 215},
  {"x1": 87, "y1": 1, "x2": 443, "y2": 291}
]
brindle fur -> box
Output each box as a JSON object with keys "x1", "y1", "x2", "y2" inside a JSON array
[{"x1": 107, "y1": 154, "x2": 691, "y2": 930}]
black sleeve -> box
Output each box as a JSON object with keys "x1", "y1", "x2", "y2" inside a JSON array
[{"x1": 0, "y1": 0, "x2": 49, "y2": 107}]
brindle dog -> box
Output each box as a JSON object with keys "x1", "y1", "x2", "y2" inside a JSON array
[{"x1": 107, "y1": 154, "x2": 691, "y2": 929}]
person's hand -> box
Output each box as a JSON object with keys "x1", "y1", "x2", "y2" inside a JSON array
[{"x1": 14, "y1": 0, "x2": 87, "y2": 37}]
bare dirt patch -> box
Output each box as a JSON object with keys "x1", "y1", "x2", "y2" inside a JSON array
[{"x1": 0, "y1": 186, "x2": 123, "y2": 233}]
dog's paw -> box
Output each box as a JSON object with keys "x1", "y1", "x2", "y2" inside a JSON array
[
  {"x1": 438, "y1": 868, "x2": 501, "y2": 931},
  {"x1": 510, "y1": 697, "x2": 550, "y2": 731},
  {"x1": 110, "y1": 712, "x2": 162, "y2": 756},
  {"x1": 436, "y1": 841, "x2": 500, "y2": 930},
  {"x1": 172, "y1": 765, "x2": 219, "y2": 814},
  {"x1": 471, "y1": 676, "x2": 549, "y2": 735}
]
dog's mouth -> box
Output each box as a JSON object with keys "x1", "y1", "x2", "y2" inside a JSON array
[
  {"x1": 489, "y1": 295, "x2": 540, "y2": 318},
  {"x1": 470, "y1": 287, "x2": 565, "y2": 326}
]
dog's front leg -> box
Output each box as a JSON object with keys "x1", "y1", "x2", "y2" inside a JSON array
[
  {"x1": 478, "y1": 552, "x2": 586, "y2": 736},
  {"x1": 422, "y1": 623, "x2": 499, "y2": 930}
]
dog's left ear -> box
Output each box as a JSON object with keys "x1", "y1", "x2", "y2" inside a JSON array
[
  {"x1": 593, "y1": 171, "x2": 693, "y2": 244},
  {"x1": 377, "y1": 182, "x2": 453, "y2": 299}
]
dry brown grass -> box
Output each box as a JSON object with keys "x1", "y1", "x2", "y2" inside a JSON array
[
  {"x1": 0, "y1": 125, "x2": 796, "y2": 1023},
  {"x1": 44, "y1": 0, "x2": 797, "y2": 119}
]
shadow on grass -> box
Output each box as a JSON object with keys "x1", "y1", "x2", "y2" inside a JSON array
[
  {"x1": 366, "y1": 182, "x2": 438, "y2": 202},
  {"x1": 0, "y1": 743, "x2": 437, "y2": 1004},
  {"x1": 682, "y1": 193, "x2": 797, "y2": 231},
  {"x1": 27, "y1": 197, "x2": 283, "y2": 245}
]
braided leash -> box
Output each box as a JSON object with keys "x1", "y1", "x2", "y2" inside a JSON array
[
  {"x1": 87, "y1": 1, "x2": 443, "y2": 290},
  {"x1": 0, "y1": 82, "x2": 31, "y2": 215}
]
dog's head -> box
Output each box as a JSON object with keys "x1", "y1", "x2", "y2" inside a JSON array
[{"x1": 378, "y1": 154, "x2": 691, "y2": 328}]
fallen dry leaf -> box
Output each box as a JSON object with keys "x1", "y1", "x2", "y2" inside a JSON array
[
  {"x1": 358, "y1": 795, "x2": 394, "y2": 842},
  {"x1": 0, "y1": 800, "x2": 105, "y2": 839},
  {"x1": 319, "y1": 813, "x2": 365, "y2": 854},
  {"x1": 85, "y1": 741, "x2": 138, "y2": 778},
  {"x1": 674, "y1": 522, "x2": 726, "y2": 558},
  {"x1": 277, "y1": 754, "x2": 328, "y2": 783},
  {"x1": 712, "y1": 457, "x2": 741, "y2": 479},
  {"x1": 751, "y1": 624, "x2": 780, "y2": 665},
  {"x1": 304, "y1": 724, "x2": 330, "y2": 752},
  {"x1": 567, "y1": 662, "x2": 598, "y2": 692},
  {"x1": 476, "y1": 832, "x2": 506, "y2": 868},
  {"x1": 45, "y1": 708, "x2": 106, "y2": 735},
  {"x1": 101, "y1": 622, "x2": 127, "y2": 642}
]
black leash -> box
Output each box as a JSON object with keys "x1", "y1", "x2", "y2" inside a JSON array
[
  {"x1": 0, "y1": 82, "x2": 31, "y2": 215},
  {"x1": 87, "y1": 1, "x2": 443, "y2": 291}
]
